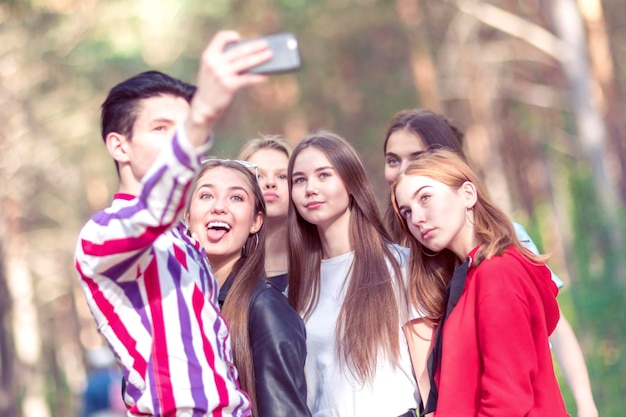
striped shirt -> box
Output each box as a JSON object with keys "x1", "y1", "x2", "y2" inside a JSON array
[{"x1": 75, "y1": 130, "x2": 251, "y2": 416}]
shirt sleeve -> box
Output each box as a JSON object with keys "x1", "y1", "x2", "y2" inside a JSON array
[
  {"x1": 475, "y1": 264, "x2": 537, "y2": 417},
  {"x1": 76, "y1": 128, "x2": 212, "y2": 280},
  {"x1": 249, "y1": 285, "x2": 311, "y2": 417}
]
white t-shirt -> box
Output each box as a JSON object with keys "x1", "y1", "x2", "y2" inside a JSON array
[{"x1": 304, "y1": 245, "x2": 419, "y2": 417}]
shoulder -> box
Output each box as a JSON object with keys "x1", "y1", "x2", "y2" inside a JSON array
[
  {"x1": 471, "y1": 248, "x2": 530, "y2": 286},
  {"x1": 248, "y1": 280, "x2": 306, "y2": 346},
  {"x1": 249, "y1": 281, "x2": 303, "y2": 326},
  {"x1": 471, "y1": 247, "x2": 550, "y2": 292},
  {"x1": 267, "y1": 273, "x2": 288, "y2": 293},
  {"x1": 386, "y1": 243, "x2": 410, "y2": 265}
]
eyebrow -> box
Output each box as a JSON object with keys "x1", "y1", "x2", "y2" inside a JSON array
[
  {"x1": 149, "y1": 117, "x2": 177, "y2": 125},
  {"x1": 196, "y1": 183, "x2": 250, "y2": 196},
  {"x1": 385, "y1": 150, "x2": 425, "y2": 158},
  {"x1": 291, "y1": 166, "x2": 335, "y2": 177},
  {"x1": 398, "y1": 184, "x2": 432, "y2": 210}
]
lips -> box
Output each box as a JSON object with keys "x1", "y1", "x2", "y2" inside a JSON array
[
  {"x1": 206, "y1": 221, "x2": 231, "y2": 242},
  {"x1": 304, "y1": 200, "x2": 323, "y2": 209},
  {"x1": 263, "y1": 192, "x2": 279, "y2": 202},
  {"x1": 421, "y1": 227, "x2": 435, "y2": 240}
]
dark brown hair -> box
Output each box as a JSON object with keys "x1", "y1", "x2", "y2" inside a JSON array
[
  {"x1": 287, "y1": 130, "x2": 407, "y2": 382},
  {"x1": 101, "y1": 71, "x2": 195, "y2": 173},
  {"x1": 383, "y1": 109, "x2": 465, "y2": 244}
]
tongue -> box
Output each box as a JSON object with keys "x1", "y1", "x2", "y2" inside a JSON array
[{"x1": 207, "y1": 228, "x2": 228, "y2": 241}]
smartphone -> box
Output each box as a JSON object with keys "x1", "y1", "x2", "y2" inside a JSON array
[{"x1": 225, "y1": 32, "x2": 301, "y2": 75}]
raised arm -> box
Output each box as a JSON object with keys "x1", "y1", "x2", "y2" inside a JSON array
[{"x1": 77, "y1": 31, "x2": 271, "y2": 279}]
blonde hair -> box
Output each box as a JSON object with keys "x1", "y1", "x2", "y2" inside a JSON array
[{"x1": 237, "y1": 134, "x2": 292, "y2": 161}]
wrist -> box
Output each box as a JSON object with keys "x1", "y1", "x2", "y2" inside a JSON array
[{"x1": 184, "y1": 111, "x2": 217, "y2": 148}]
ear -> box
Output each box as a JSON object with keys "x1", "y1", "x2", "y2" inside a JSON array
[
  {"x1": 460, "y1": 181, "x2": 477, "y2": 209},
  {"x1": 105, "y1": 132, "x2": 131, "y2": 165},
  {"x1": 250, "y1": 211, "x2": 264, "y2": 234}
]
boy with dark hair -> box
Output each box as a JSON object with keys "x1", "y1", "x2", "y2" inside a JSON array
[{"x1": 75, "y1": 31, "x2": 271, "y2": 416}]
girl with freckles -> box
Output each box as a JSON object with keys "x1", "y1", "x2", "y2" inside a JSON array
[
  {"x1": 185, "y1": 159, "x2": 311, "y2": 417},
  {"x1": 392, "y1": 149, "x2": 569, "y2": 417},
  {"x1": 287, "y1": 131, "x2": 419, "y2": 417}
]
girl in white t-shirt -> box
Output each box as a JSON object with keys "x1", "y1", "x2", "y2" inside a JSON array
[{"x1": 287, "y1": 130, "x2": 419, "y2": 417}]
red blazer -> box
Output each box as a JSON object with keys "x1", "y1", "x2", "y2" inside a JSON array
[{"x1": 434, "y1": 246, "x2": 569, "y2": 417}]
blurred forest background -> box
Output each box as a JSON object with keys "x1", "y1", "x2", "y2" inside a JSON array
[{"x1": 0, "y1": 0, "x2": 625, "y2": 416}]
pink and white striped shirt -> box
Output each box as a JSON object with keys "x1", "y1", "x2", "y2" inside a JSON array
[{"x1": 75, "y1": 130, "x2": 251, "y2": 416}]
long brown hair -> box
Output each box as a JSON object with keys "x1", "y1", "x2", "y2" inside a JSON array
[
  {"x1": 391, "y1": 149, "x2": 546, "y2": 324},
  {"x1": 188, "y1": 160, "x2": 266, "y2": 416},
  {"x1": 383, "y1": 109, "x2": 465, "y2": 244},
  {"x1": 287, "y1": 130, "x2": 407, "y2": 382}
]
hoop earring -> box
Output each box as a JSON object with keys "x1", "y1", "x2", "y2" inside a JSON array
[
  {"x1": 420, "y1": 245, "x2": 439, "y2": 257},
  {"x1": 242, "y1": 233, "x2": 260, "y2": 254},
  {"x1": 253, "y1": 233, "x2": 259, "y2": 251},
  {"x1": 466, "y1": 207, "x2": 475, "y2": 226}
]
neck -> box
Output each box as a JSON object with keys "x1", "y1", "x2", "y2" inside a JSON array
[
  {"x1": 209, "y1": 256, "x2": 239, "y2": 288},
  {"x1": 264, "y1": 217, "x2": 289, "y2": 275},
  {"x1": 318, "y1": 210, "x2": 352, "y2": 259},
  {"x1": 450, "y1": 221, "x2": 479, "y2": 261},
  {"x1": 117, "y1": 166, "x2": 142, "y2": 196}
]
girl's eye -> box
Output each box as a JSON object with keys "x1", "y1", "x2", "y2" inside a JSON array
[
  {"x1": 293, "y1": 177, "x2": 305, "y2": 185},
  {"x1": 199, "y1": 193, "x2": 213, "y2": 200},
  {"x1": 386, "y1": 157, "x2": 399, "y2": 167},
  {"x1": 154, "y1": 125, "x2": 167, "y2": 132},
  {"x1": 400, "y1": 209, "x2": 411, "y2": 219},
  {"x1": 231, "y1": 195, "x2": 244, "y2": 202},
  {"x1": 420, "y1": 194, "x2": 431, "y2": 203},
  {"x1": 319, "y1": 172, "x2": 331, "y2": 179},
  {"x1": 278, "y1": 174, "x2": 288, "y2": 180}
]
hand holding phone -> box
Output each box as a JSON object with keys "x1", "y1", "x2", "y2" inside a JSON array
[{"x1": 225, "y1": 32, "x2": 301, "y2": 75}]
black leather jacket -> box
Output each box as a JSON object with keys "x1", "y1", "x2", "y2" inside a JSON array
[{"x1": 219, "y1": 275, "x2": 311, "y2": 417}]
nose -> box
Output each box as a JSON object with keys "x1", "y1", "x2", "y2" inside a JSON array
[
  {"x1": 399, "y1": 160, "x2": 410, "y2": 176},
  {"x1": 210, "y1": 196, "x2": 228, "y2": 214},
  {"x1": 410, "y1": 206, "x2": 425, "y2": 227},
  {"x1": 264, "y1": 175, "x2": 277, "y2": 189},
  {"x1": 305, "y1": 178, "x2": 318, "y2": 196}
]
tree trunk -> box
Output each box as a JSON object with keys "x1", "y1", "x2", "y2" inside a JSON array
[
  {"x1": 395, "y1": 0, "x2": 442, "y2": 111},
  {"x1": 547, "y1": 0, "x2": 625, "y2": 278},
  {"x1": 0, "y1": 239, "x2": 18, "y2": 417},
  {"x1": 577, "y1": 0, "x2": 626, "y2": 203}
]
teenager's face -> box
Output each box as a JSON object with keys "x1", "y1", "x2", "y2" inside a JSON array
[
  {"x1": 126, "y1": 94, "x2": 190, "y2": 181},
  {"x1": 246, "y1": 148, "x2": 290, "y2": 219},
  {"x1": 394, "y1": 174, "x2": 473, "y2": 259},
  {"x1": 291, "y1": 147, "x2": 351, "y2": 232},
  {"x1": 187, "y1": 166, "x2": 263, "y2": 267},
  {"x1": 384, "y1": 129, "x2": 426, "y2": 186}
]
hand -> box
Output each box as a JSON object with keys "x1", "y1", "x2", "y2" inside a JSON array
[{"x1": 186, "y1": 30, "x2": 272, "y2": 146}]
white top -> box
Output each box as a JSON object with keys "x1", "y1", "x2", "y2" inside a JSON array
[{"x1": 304, "y1": 245, "x2": 419, "y2": 417}]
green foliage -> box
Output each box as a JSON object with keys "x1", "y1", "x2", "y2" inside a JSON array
[
  {"x1": 567, "y1": 169, "x2": 626, "y2": 416},
  {"x1": 2, "y1": 0, "x2": 626, "y2": 416}
]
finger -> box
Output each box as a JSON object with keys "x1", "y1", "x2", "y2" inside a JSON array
[
  {"x1": 206, "y1": 30, "x2": 242, "y2": 56},
  {"x1": 223, "y1": 38, "x2": 270, "y2": 62},
  {"x1": 229, "y1": 49, "x2": 273, "y2": 75}
]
